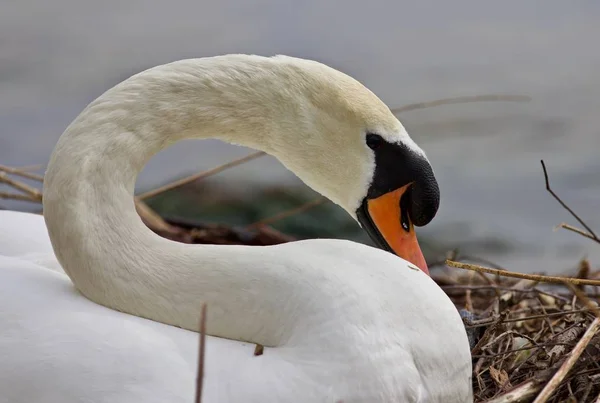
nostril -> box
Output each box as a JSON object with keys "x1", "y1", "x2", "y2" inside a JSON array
[
  {"x1": 399, "y1": 189, "x2": 411, "y2": 232},
  {"x1": 409, "y1": 167, "x2": 440, "y2": 227}
]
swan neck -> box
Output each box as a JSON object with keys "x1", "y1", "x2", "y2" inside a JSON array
[{"x1": 41, "y1": 57, "x2": 317, "y2": 339}]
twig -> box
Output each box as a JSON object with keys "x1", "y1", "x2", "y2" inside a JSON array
[
  {"x1": 134, "y1": 198, "x2": 178, "y2": 234},
  {"x1": 446, "y1": 260, "x2": 600, "y2": 286},
  {"x1": 541, "y1": 160, "x2": 599, "y2": 243},
  {"x1": 484, "y1": 379, "x2": 540, "y2": 403},
  {"x1": 441, "y1": 285, "x2": 571, "y2": 303},
  {"x1": 565, "y1": 283, "x2": 600, "y2": 319},
  {"x1": 246, "y1": 197, "x2": 327, "y2": 229},
  {"x1": 472, "y1": 342, "x2": 574, "y2": 359},
  {"x1": 0, "y1": 164, "x2": 44, "y2": 182},
  {"x1": 390, "y1": 94, "x2": 531, "y2": 114},
  {"x1": 555, "y1": 222, "x2": 598, "y2": 243},
  {"x1": 138, "y1": 151, "x2": 266, "y2": 200},
  {"x1": 0, "y1": 172, "x2": 43, "y2": 201},
  {"x1": 195, "y1": 303, "x2": 208, "y2": 403},
  {"x1": 532, "y1": 317, "x2": 600, "y2": 403},
  {"x1": 0, "y1": 191, "x2": 41, "y2": 203},
  {"x1": 465, "y1": 309, "x2": 591, "y2": 329},
  {"x1": 254, "y1": 344, "x2": 264, "y2": 356},
  {"x1": 16, "y1": 164, "x2": 43, "y2": 172}
]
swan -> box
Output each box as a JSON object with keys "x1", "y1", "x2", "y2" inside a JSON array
[{"x1": 0, "y1": 54, "x2": 472, "y2": 403}]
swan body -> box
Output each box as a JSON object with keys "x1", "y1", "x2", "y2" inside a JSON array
[{"x1": 0, "y1": 54, "x2": 472, "y2": 402}]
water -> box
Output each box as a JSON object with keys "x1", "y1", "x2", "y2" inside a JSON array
[{"x1": 1, "y1": 0, "x2": 600, "y2": 272}]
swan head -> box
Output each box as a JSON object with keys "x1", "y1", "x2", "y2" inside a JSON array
[{"x1": 266, "y1": 57, "x2": 440, "y2": 274}]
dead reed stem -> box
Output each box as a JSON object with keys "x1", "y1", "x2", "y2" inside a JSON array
[
  {"x1": 0, "y1": 191, "x2": 39, "y2": 202},
  {"x1": 0, "y1": 164, "x2": 44, "y2": 182},
  {"x1": 566, "y1": 283, "x2": 600, "y2": 319},
  {"x1": 485, "y1": 380, "x2": 541, "y2": 403},
  {"x1": 195, "y1": 303, "x2": 207, "y2": 403},
  {"x1": 134, "y1": 197, "x2": 178, "y2": 233},
  {"x1": 0, "y1": 172, "x2": 42, "y2": 201},
  {"x1": 555, "y1": 222, "x2": 598, "y2": 243},
  {"x1": 446, "y1": 260, "x2": 600, "y2": 286},
  {"x1": 246, "y1": 196, "x2": 327, "y2": 229},
  {"x1": 541, "y1": 160, "x2": 599, "y2": 244},
  {"x1": 138, "y1": 151, "x2": 266, "y2": 200},
  {"x1": 390, "y1": 94, "x2": 530, "y2": 114}
]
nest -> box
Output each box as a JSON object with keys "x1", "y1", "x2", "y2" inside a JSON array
[{"x1": 433, "y1": 258, "x2": 600, "y2": 403}]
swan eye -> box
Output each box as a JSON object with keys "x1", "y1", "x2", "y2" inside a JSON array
[{"x1": 366, "y1": 133, "x2": 383, "y2": 150}]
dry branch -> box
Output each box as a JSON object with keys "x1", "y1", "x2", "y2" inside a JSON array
[
  {"x1": 541, "y1": 160, "x2": 599, "y2": 244},
  {"x1": 555, "y1": 222, "x2": 598, "y2": 243},
  {"x1": 0, "y1": 172, "x2": 42, "y2": 201},
  {"x1": 446, "y1": 260, "x2": 600, "y2": 287},
  {"x1": 0, "y1": 191, "x2": 40, "y2": 203},
  {"x1": 390, "y1": 94, "x2": 531, "y2": 114},
  {"x1": 0, "y1": 164, "x2": 44, "y2": 182},
  {"x1": 138, "y1": 151, "x2": 266, "y2": 200},
  {"x1": 246, "y1": 196, "x2": 327, "y2": 229},
  {"x1": 134, "y1": 197, "x2": 177, "y2": 234},
  {"x1": 195, "y1": 303, "x2": 207, "y2": 403}
]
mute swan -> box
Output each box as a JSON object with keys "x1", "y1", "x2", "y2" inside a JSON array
[{"x1": 0, "y1": 54, "x2": 472, "y2": 403}]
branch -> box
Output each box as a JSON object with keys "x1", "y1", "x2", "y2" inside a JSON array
[
  {"x1": 554, "y1": 222, "x2": 598, "y2": 242},
  {"x1": 195, "y1": 303, "x2": 208, "y2": 403},
  {"x1": 0, "y1": 164, "x2": 44, "y2": 182},
  {"x1": 446, "y1": 260, "x2": 600, "y2": 286},
  {"x1": 0, "y1": 191, "x2": 41, "y2": 203},
  {"x1": 390, "y1": 94, "x2": 531, "y2": 115},
  {"x1": 137, "y1": 151, "x2": 266, "y2": 200},
  {"x1": 246, "y1": 197, "x2": 327, "y2": 229},
  {"x1": 541, "y1": 160, "x2": 599, "y2": 243},
  {"x1": 0, "y1": 172, "x2": 43, "y2": 201},
  {"x1": 134, "y1": 197, "x2": 178, "y2": 234},
  {"x1": 484, "y1": 379, "x2": 541, "y2": 403}
]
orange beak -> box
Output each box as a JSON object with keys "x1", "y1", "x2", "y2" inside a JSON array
[{"x1": 362, "y1": 184, "x2": 429, "y2": 275}]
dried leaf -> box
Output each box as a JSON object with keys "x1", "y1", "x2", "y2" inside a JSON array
[{"x1": 489, "y1": 366, "x2": 512, "y2": 391}]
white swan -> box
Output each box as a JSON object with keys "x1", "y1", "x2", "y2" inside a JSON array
[{"x1": 0, "y1": 54, "x2": 472, "y2": 403}]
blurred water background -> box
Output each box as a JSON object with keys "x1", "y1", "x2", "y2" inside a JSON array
[{"x1": 2, "y1": 0, "x2": 600, "y2": 273}]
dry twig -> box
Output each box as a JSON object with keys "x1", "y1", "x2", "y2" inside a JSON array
[
  {"x1": 0, "y1": 172, "x2": 42, "y2": 201},
  {"x1": 195, "y1": 303, "x2": 208, "y2": 403},
  {"x1": 138, "y1": 151, "x2": 266, "y2": 200},
  {"x1": 446, "y1": 260, "x2": 600, "y2": 287},
  {"x1": 390, "y1": 94, "x2": 531, "y2": 114},
  {"x1": 0, "y1": 191, "x2": 40, "y2": 203},
  {"x1": 541, "y1": 160, "x2": 599, "y2": 244},
  {"x1": 246, "y1": 196, "x2": 327, "y2": 229},
  {"x1": 0, "y1": 164, "x2": 44, "y2": 182}
]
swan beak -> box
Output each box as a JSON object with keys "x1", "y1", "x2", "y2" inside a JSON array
[{"x1": 358, "y1": 184, "x2": 429, "y2": 275}]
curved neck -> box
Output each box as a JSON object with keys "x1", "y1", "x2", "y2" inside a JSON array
[
  {"x1": 42, "y1": 57, "x2": 295, "y2": 340},
  {"x1": 43, "y1": 56, "x2": 359, "y2": 347}
]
